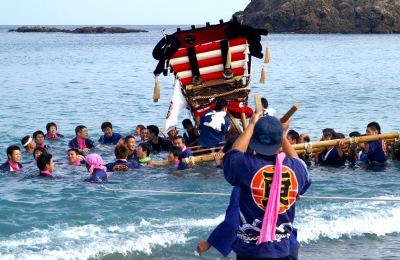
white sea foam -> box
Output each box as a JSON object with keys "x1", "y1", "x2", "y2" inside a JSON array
[
  {"x1": 0, "y1": 214, "x2": 224, "y2": 259},
  {"x1": 296, "y1": 197, "x2": 400, "y2": 243},
  {"x1": 5, "y1": 199, "x2": 400, "y2": 259}
]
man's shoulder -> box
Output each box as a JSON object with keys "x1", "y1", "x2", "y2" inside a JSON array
[
  {"x1": 86, "y1": 138, "x2": 95, "y2": 144},
  {"x1": 0, "y1": 161, "x2": 9, "y2": 169},
  {"x1": 114, "y1": 132, "x2": 123, "y2": 138},
  {"x1": 182, "y1": 149, "x2": 193, "y2": 157}
]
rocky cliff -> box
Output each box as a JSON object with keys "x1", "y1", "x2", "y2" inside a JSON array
[{"x1": 237, "y1": 0, "x2": 400, "y2": 33}]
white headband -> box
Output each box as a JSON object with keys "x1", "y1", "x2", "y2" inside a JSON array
[{"x1": 23, "y1": 137, "x2": 33, "y2": 147}]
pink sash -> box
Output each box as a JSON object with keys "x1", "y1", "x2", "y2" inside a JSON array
[
  {"x1": 45, "y1": 133, "x2": 59, "y2": 139},
  {"x1": 8, "y1": 160, "x2": 21, "y2": 171},
  {"x1": 77, "y1": 138, "x2": 86, "y2": 149},
  {"x1": 256, "y1": 152, "x2": 285, "y2": 244},
  {"x1": 40, "y1": 170, "x2": 52, "y2": 176}
]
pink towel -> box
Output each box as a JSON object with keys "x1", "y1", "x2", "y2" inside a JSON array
[
  {"x1": 8, "y1": 159, "x2": 21, "y2": 171},
  {"x1": 256, "y1": 152, "x2": 286, "y2": 244},
  {"x1": 77, "y1": 137, "x2": 87, "y2": 149},
  {"x1": 45, "y1": 133, "x2": 59, "y2": 139},
  {"x1": 85, "y1": 154, "x2": 107, "y2": 174}
]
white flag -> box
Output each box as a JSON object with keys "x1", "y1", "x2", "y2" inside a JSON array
[{"x1": 164, "y1": 79, "x2": 188, "y2": 134}]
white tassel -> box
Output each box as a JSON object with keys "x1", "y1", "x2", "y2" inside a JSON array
[
  {"x1": 225, "y1": 49, "x2": 232, "y2": 69},
  {"x1": 153, "y1": 75, "x2": 161, "y2": 102},
  {"x1": 244, "y1": 44, "x2": 250, "y2": 62},
  {"x1": 244, "y1": 64, "x2": 249, "y2": 77},
  {"x1": 242, "y1": 77, "x2": 247, "y2": 85},
  {"x1": 259, "y1": 65, "x2": 266, "y2": 84},
  {"x1": 264, "y1": 37, "x2": 270, "y2": 64}
]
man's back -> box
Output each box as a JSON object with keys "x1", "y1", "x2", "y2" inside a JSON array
[{"x1": 224, "y1": 150, "x2": 308, "y2": 258}]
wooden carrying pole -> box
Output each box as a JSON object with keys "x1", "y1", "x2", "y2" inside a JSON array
[
  {"x1": 154, "y1": 98, "x2": 301, "y2": 166},
  {"x1": 254, "y1": 93, "x2": 300, "y2": 123},
  {"x1": 254, "y1": 93, "x2": 263, "y2": 113},
  {"x1": 153, "y1": 135, "x2": 398, "y2": 165},
  {"x1": 280, "y1": 103, "x2": 300, "y2": 123},
  {"x1": 153, "y1": 153, "x2": 222, "y2": 166},
  {"x1": 291, "y1": 132, "x2": 399, "y2": 151},
  {"x1": 296, "y1": 137, "x2": 396, "y2": 155}
]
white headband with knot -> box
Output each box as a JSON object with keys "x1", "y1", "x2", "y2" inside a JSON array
[{"x1": 23, "y1": 137, "x2": 32, "y2": 147}]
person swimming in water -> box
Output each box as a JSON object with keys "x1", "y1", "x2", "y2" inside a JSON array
[
  {"x1": 124, "y1": 135, "x2": 138, "y2": 161},
  {"x1": 167, "y1": 146, "x2": 190, "y2": 170},
  {"x1": 21, "y1": 135, "x2": 35, "y2": 153},
  {"x1": 84, "y1": 153, "x2": 108, "y2": 182},
  {"x1": 68, "y1": 125, "x2": 95, "y2": 153},
  {"x1": 136, "y1": 143, "x2": 154, "y2": 167},
  {"x1": 172, "y1": 135, "x2": 193, "y2": 159},
  {"x1": 98, "y1": 121, "x2": 124, "y2": 145},
  {"x1": 105, "y1": 144, "x2": 141, "y2": 172},
  {"x1": 133, "y1": 124, "x2": 145, "y2": 137},
  {"x1": 45, "y1": 122, "x2": 64, "y2": 139},
  {"x1": 37, "y1": 153, "x2": 54, "y2": 178},
  {"x1": 33, "y1": 147, "x2": 48, "y2": 161},
  {"x1": 182, "y1": 119, "x2": 199, "y2": 147},
  {"x1": 33, "y1": 130, "x2": 50, "y2": 149},
  {"x1": 139, "y1": 128, "x2": 148, "y2": 142},
  {"x1": 0, "y1": 145, "x2": 22, "y2": 172},
  {"x1": 67, "y1": 148, "x2": 85, "y2": 165}
]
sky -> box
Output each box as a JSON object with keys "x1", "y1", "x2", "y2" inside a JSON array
[{"x1": 0, "y1": 0, "x2": 249, "y2": 25}]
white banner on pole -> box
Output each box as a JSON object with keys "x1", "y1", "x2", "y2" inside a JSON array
[{"x1": 163, "y1": 79, "x2": 188, "y2": 134}]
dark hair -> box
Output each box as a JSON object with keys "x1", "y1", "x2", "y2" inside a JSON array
[
  {"x1": 287, "y1": 130, "x2": 300, "y2": 144},
  {"x1": 136, "y1": 124, "x2": 145, "y2": 131},
  {"x1": 68, "y1": 148, "x2": 79, "y2": 155},
  {"x1": 138, "y1": 143, "x2": 151, "y2": 157},
  {"x1": 335, "y1": 132, "x2": 345, "y2": 139},
  {"x1": 303, "y1": 135, "x2": 310, "y2": 143},
  {"x1": 214, "y1": 98, "x2": 228, "y2": 111},
  {"x1": 349, "y1": 131, "x2": 361, "y2": 137},
  {"x1": 75, "y1": 125, "x2": 87, "y2": 135},
  {"x1": 33, "y1": 130, "x2": 45, "y2": 139},
  {"x1": 322, "y1": 128, "x2": 335, "y2": 138},
  {"x1": 367, "y1": 121, "x2": 381, "y2": 134},
  {"x1": 173, "y1": 135, "x2": 185, "y2": 143},
  {"x1": 261, "y1": 97, "x2": 268, "y2": 109},
  {"x1": 146, "y1": 125, "x2": 159, "y2": 136},
  {"x1": 223, "y1": 135, "x2": 239, "y2": 153},
  {"x1": 6, "y1": 145, "x2": 20, "y2": 156},
  {"x1": 37, "y1": 153, "x2": 52, "y2": 171},
  {"x1": 33, "y1": 147, "x2": 48, "y2": 159},
  {"x1": 168, "y1": 146, "x2": 182, "y2": 159},
  {"x1": 124, "y1": 135, "x2": 135, "y2": 143},
  {"x1": 46, "y1": 122, "x2": 57, "y2": 132},
  {"x1": 182, "y1": 119, "x2": 193, "y2": 128},
  {"x1": 21, "y1": 135, "x2": 31, "y2": 146},
  {"x1": 68, "y1": 148, "x2": 85, "y2": 158},
  {"x1": 101, "y1": 122, "x2": 112, "y2": 131},
  {"x1": 114, "y1": 144, "x2": 129, "y2": 159}
]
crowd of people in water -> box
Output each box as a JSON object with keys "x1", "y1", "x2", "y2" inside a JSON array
[
  {"x1": 0, "y1": 118, "x2": 199, "y2": 180},
  {"x1": 1, "y1": 96, "x2": 397, "y2": 259},
  {"x1": 0, "y1": 97, "x2": 396, "y2": 181}
]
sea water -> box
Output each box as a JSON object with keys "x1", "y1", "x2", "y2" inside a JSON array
[{"x1": 0, "y1": 25, "x2": 400, "y2": 259}]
